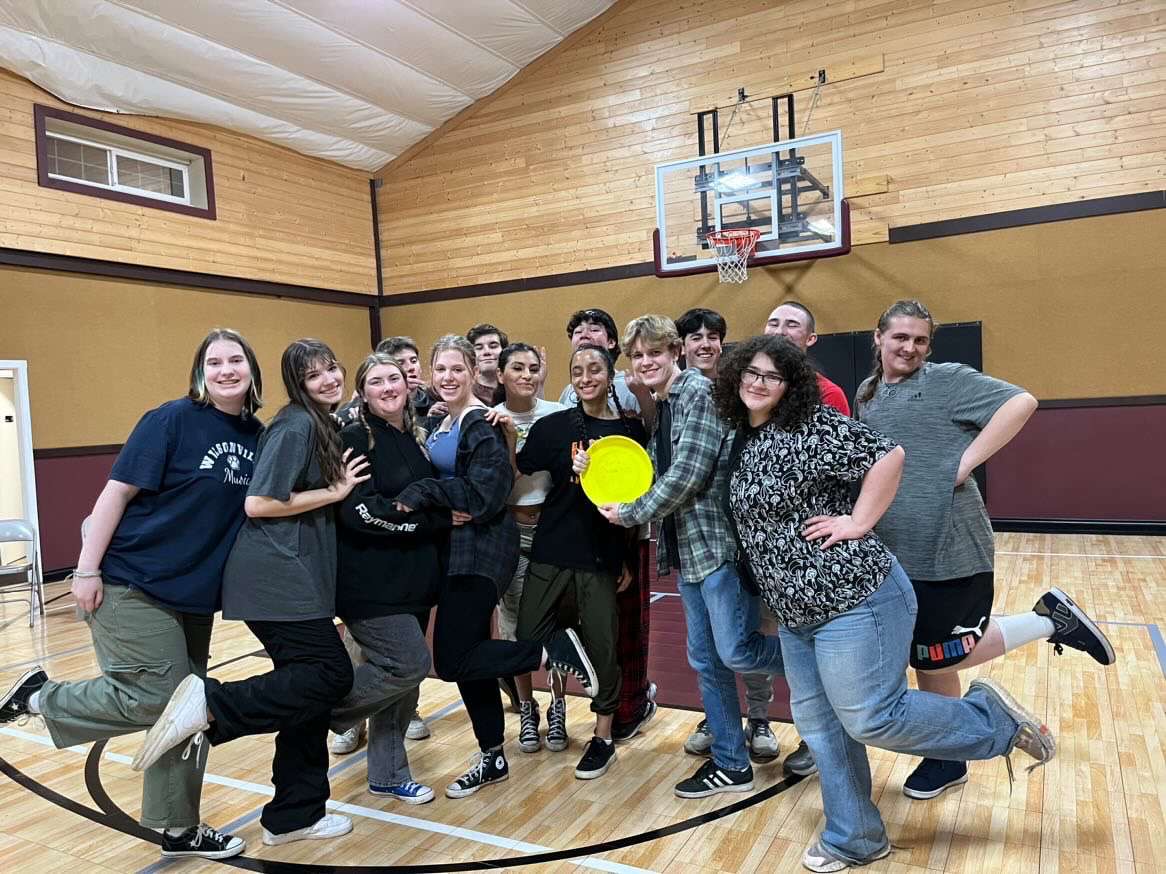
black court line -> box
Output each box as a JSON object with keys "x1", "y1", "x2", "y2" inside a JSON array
[
  {"x1": 209, "y1": 648, "x2": 269, "y2": 672},
  {"x1": 2, "y1": 738, "x2": 805, "y2": 872}
]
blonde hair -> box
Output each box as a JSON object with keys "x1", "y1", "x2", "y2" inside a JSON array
[
  {"x1": 429, "y1": 334, "x2": 476, "y2": 370},
  {"x1": 622, "y1": 314, "x2": 681, "y2": 354}
]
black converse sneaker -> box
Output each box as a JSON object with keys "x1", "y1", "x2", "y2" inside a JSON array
[
  {"x1": 518, "y1": 700, "x2": 541, "y2": 753},
  {"x1": 445, "y1": 749, "x2": 509, "y2": 799},
  {"x1": 674, "y1": 759, "x2": 754, "y2": 798},
  {"x1": 545, "y1": 696, "x2": 568, "y2": 752},
  {"x1": 0, "y1": 668, "x2": 47, "y2": 724},
  {"x1": 1034, "y1": 588, "x2": 1116, "y2": 665},
  {"x1": 160, "y1": 824, "x2": 246, "y2": 860},
  {"x1": 612, "y1": 682, "x2": 658, "y2": 743},
  {"x1": 574, "y1": 736, "x2": 617, "y2": 779},
  {"x1": 544, "y1": 629, "x2": 598, "y2": 697}
]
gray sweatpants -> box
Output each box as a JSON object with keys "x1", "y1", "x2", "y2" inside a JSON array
[
  {"x1": 742, "y1": 605, "x2": 780, "y2": 719},
  {"x1": 331, "y1": 614, "x2": 431, "y2": 786},
  {"x1": 38, "y1": 584, "x2": 212, "y2": 829}
]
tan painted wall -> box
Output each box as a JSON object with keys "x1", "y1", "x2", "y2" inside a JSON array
[
  {"x1": 0, "y1": 69, "x2": 377, "y2": 294},
  {"x1": 0, "y1": 267, "x2": 373, "y2": 448},
  {"x1": 377, "y1": 0, "x2": 1165, "y2": 294},
  {"x1": 381, "y1": 209, "x2": 1166, "y2": 401}
]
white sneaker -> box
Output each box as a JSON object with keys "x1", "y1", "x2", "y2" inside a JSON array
[
  {"x1": 405, "y1": 711, "x2": 430, "y2": 740},
  {"x1": 262, "y1": 813, "x2": 353, "y2": 846},
  {"x1": 330, "y1": 721, "x2": 367, "y2": 755},
  {"x1": 132, "y1": 675, "x2": 210, "y2": 772}
]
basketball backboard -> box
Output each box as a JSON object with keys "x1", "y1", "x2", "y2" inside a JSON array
[{"x1": 653, "y1": 129, "x2": 848, "y2": 276}]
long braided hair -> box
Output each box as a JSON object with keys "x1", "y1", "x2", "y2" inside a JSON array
[
  {"x1": 569, "y1": 343, "x2": 634, "y2": 450},
  {"x1": 352, "y1": 353, "x2": 427, "y2": 454},
  {"x1": 280, "y1": 339, "x2": 345, "y2": 485},
  {"x1": 855, "y1": 299, "x2": 936, "y2": 405}
]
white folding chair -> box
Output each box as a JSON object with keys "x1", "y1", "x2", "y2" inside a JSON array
[{"x1": 0, "y1": 518, "x2": 44, "y2": 626}]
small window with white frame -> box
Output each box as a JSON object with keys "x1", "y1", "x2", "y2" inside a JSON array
[{"x1": 34, "y1": 104, "x2": 215, "y2": 219}]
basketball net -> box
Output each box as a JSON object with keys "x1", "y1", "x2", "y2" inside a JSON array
[{"x1": 705, "y1": 229, "x2": 760, "y2": 283}]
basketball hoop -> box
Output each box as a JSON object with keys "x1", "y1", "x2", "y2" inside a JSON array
[{"x1": 705, "y1": 228, "x2": 760, "y2": 283}]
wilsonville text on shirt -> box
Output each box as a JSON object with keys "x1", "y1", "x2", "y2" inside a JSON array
[{"x1": 199, "y1": 441, "x2": 256, "y2": 486}]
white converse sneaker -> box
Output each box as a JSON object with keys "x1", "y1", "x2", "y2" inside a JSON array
[
  {"x1": 261, "y1": 813, "x2": 352, "y2": 846},
  {"x1": 405, "y1": 711, "x2": 431, "y2": 740},
  {"x1": 132, "y1": 675, "x2": 210, "y2": 772},
  {"x1": 330, "y1": 721, "x2": 367, "y2": 755}
]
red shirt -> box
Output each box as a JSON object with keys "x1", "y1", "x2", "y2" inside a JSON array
[{"x1": 817, "y1": 373, "x2": 850, "y2": 415}]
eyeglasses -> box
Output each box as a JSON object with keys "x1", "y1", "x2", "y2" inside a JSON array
[{"x1": 741, "y1": 367, "x2": 786, "y2": 388}]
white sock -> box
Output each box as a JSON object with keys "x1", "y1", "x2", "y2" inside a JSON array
[
  {"x1": 27, "y1": 690, "x2": 40, "y2": 714},
  {"x1": 164, "y1": 827, "x2": 188, "y2": 837},
  {"x1": 995, "y1": 612, "x2": 1055, "y2": 652}
]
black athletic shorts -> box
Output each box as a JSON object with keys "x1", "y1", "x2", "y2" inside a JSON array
[{"x1": 908, "y1": 571, "x2": 994, "y2": 670}]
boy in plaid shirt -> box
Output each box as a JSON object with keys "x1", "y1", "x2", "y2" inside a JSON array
[{"x1": 596, "y1": 315, "x2": 786, "y2": 799}]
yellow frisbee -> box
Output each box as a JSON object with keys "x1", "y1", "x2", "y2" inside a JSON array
[{"x1": 579, "y1": 435, "x2": 654, "y2": 506}]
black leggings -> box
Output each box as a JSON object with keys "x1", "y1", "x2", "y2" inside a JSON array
[{"x1": 433, "y1": 574, "x2": 542, "y2": 751}]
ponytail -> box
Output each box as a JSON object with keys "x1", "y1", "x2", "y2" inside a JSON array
[{"x1": 856, "y1": 299, "x2": 936, "y2": 405}]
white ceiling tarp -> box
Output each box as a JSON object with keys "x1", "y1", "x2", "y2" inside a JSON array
[{"x1": 0, "y1": 0, "x2": 615, "y2": 171}]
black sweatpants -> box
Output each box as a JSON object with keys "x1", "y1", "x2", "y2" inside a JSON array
[
  {"x1": 433, "y1": 574, "x2": 542, "y2": 751},
  {"x1": 204, "y1": 618, "x2": 353, "y2": 835}
]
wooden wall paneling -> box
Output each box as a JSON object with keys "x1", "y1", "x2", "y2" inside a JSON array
[
  {"x1": 375, "y1": 0, "x2": 1166, "y2": 295},
  {"x1": 0, "y1": 69, "x2": 377, "y2": 294}
]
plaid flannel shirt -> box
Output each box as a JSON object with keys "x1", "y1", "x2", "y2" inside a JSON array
[
  {"x1": 396, "y1": 410, "x2": 518, "y2": 592},
  {"x1": 618, "y1": 368, "x2": 736, "y2": 581}
]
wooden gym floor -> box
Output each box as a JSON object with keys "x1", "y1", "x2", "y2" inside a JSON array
[{"x1": 0, "y1": 532, "x2": 1163, "y2": 874}]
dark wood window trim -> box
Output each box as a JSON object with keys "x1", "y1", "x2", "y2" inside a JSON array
[{"x1": 33, "y1": 104, "x2": 217, "y2": 220}]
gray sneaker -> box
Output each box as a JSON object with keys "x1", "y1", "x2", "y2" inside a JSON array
[
  {"x1": 683, "y1": 718, "x2": 713, "y2": 756},
  {"x1": 745, "y1": 718, "x2": 779, "y2": 762},
  {"x1": 783, "y1": 739, "x2": 818, "y2": 777},
  {"x1": 967, "y1": 678, "x2": 1056, "y2": 783}
]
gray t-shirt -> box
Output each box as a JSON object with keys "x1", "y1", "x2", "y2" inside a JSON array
[
  {"x1": 558, "y1": 370, "x2": 641, "y2": 414},
  {"x1": 856, "y1": 362, "x2": 1023, "y2": 581},
  {"x1": 221, "y1": 405, "x2": 337, "y2": 621}
]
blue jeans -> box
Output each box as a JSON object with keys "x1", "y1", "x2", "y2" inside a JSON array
[
  {"x1": 678, "y1": 562, "x2": 785, "y2": 771},
  {"x1": 779, "y1": 560, "x2": 1021, "y2": 862}
]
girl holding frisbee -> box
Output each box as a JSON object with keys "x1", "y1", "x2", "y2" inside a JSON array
[{"x1": 506, "y1": 344, "x2": 647, "y2": 779}]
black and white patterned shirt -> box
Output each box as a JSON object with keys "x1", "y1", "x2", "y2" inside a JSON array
[{"x1": 726, "y1": 406, "x2": 897, "y2": 628}]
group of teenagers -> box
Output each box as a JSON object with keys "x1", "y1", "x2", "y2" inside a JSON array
[{"x1": 0, "y1": 299, "x2": 1117, "y2": 872}]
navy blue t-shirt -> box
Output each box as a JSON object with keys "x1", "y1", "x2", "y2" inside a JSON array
[{"x1": 101, "y1": 397, "x2": 262, "y2": 614}]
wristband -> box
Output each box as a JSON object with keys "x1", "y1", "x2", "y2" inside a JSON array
[{"x1": 73, "y1": 569, "x2": 102, "y2": 578}]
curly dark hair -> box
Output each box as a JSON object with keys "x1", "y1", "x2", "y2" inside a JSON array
[{"x1": 714, "y1": 335, "x2": 820, "y2": 430}]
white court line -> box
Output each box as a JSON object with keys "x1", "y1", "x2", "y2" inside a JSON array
[
  {"x1": 0, "y1": 725, "x2": 658, "y2": 874},
  {"x1": 997, "y1": 551, "x2": 1166, "y2": 560}
]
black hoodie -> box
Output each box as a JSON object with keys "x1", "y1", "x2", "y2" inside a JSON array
[{"x1": 336, "y1": 414, "x2": 451, "y2": 620}]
